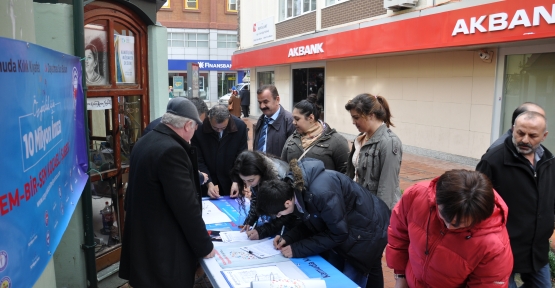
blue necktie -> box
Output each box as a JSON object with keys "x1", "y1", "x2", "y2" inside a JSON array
[{"x1": 257, "y1": 117, "x2": 271, "y2": 152}]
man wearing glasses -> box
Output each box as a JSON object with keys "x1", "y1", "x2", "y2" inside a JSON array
[{"x1": 192, "y1": 104, "x2": 248, "y2": 198}]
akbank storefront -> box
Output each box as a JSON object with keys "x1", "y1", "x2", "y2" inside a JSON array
[{"x1": 233, "y1": 0, "x2": 555, "y2": 162}]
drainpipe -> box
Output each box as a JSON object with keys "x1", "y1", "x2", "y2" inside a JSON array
[{"x1": 73, "y1": 0, "x2": 98, "y2": 287}]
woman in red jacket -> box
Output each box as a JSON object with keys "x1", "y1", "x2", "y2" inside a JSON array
[{"x1": 386, "y1": 170, "x2": 513, "y2": 288}]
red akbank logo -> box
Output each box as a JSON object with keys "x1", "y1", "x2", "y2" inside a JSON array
[
  {"x1": 452, "y1": 4, "x2": 555, "y2": 36},
  {"x1": 253, "y1": 24, "x2": 256, "y2": 32},
  {"x1": 287, "y1": 43, "x2": 324, "y2": 58}
]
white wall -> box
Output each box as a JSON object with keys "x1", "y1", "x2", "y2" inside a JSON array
[
  {"x1": 325, "y1": 50, "x2": 497, "y2": 159},
  {"x1": 239, "y1": 0, "x2": 277, "y2": 49}
]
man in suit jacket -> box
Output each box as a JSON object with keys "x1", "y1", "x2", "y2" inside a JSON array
[
  {"x1": 253, "y1": 85, "x2": 295, "y2": 157},
  {"x1": 192, "y1": 104, "x2": 248, "y2": 198},
  {"x1": 119, "y1": 98, "x2": 215, "y2": 287}
]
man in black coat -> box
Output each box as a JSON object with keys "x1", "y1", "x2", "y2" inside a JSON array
[
  {"x1": 192, "y1": 104, "x2": 248, "y2": 198},
  {"x1": 257, "y1": 158, "x2": 390, "y2": 288},
  {"x1": 476, "y1": 111, "x2": 554, "y2": 288},
  {"x1": 253, "y1": 85, "x2": 295, "y2": 157},
  {"x1": 119, "y1": 98, "x2": 215, "y2": 287},
  {"x1": 239, "y1": 85, "x2": 250, "y2": 118}
]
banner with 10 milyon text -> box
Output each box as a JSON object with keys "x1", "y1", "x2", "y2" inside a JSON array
[{"x1": 0, "y1": 36, "x2": 88, "y2": 287}]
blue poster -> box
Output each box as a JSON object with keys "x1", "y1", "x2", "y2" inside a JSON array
[{"x1": 0, "y1": 37, "x2": 88, "y2": 287}]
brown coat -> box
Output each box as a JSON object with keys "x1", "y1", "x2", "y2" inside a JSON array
[{"x1": 228, "y1": 92, "x2": 242, "y2": 117}]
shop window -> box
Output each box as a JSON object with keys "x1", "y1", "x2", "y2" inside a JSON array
[
  {"x1": 162, "y1": 0, "x2": 170, "y2": 8},
  {"x1": 279, "y1": 0, "x2": 316, "y2": 21},
  {"x1": 257, "y1": 71, "x2": 275, "y2": 89},
  {"x1": 217, "y1": 34, "x2": 236, "y2": 48},
  {"x1": 186, "y1": 33, "x2": 209, "y2": 47},
  {"x1": 326, "y1": 0, "x2": 348, "y2": 6},
  {"x1": 502, "y1": 53, "x2": 555, "y2": 151},
  {"x1": 185, "y1": 0, "x2": 198, "y2": 9},
  {"x1": 218, "y1": 72, "x2": 237, "y2": 97},
  {"x1": 227, "y1": 0, "x2": 237, "y2": 12}
]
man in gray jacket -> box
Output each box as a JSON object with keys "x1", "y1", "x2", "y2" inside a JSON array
[{"x1": 253, "y1": 85, "x2": 295, "y2": 157}]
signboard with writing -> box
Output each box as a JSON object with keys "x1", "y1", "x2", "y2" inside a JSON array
[
  {"x1": 0, "y1": 36, "x2": 88, "y2": 287},
  {"x1": 168, "y1": 60, "x2": 233, "y2": 71},
  {"x1": 173, "y1": 76, "x2": 184, "y2": 92},
  {"x1": 253, "y1": 17, "x2": 275, "y2": 45},
  {"x1": 87, "y1": 97, "x2": 112, "y2": 110},
  {"x1": 115, "y1": 35, "x2": 135, "y2": 84}
]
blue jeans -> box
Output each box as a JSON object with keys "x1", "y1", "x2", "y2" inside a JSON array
[
  {"x1": 509, "y1": 264, "x2": 551, "y2": 288},
  {"x1": 327, "y1": 251, "x2": 383, "y2": 288},
  {"x1": 343, "y1": 261, "x2": 368, "y2": 288}
]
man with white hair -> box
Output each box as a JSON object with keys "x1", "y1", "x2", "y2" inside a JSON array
[
  {"x1": 119, "y1": 97, "x2": 215, "y2": 287},
  {"x1": 477, "y1": 111, "x2": 554, "y2": 287}
]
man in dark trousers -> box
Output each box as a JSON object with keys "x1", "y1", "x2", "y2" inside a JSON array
[
  {"x1": 253, "y1": 85, "x2": 295, "y2": 157},
  {"x1": 119, "y1": 97, "x2": 215, "y2": 287},
  {"x1": 192, "y1": 104, "x2": 248, "y2": 198},
  {"x1": 476, "y1": 111, "x2": 554, "y2": 288},
  {"x1": 240, "y1": 84, "x2": 250, "y2": 118}
]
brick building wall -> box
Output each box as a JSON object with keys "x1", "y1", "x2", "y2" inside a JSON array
[
  {"x1": 157, "y1": 0, "x2": 237, "y2": 30},
  {"x1": 276, "y1": 12, "x2": 316, "y2": 40},
  {"x1": 321, "y1": 0, "x2": 386, "y2": 29}
]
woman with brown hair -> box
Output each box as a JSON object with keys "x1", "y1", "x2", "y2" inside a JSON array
[{"x1": 345, "y1": 93, "x2": 402, "y2": 288}]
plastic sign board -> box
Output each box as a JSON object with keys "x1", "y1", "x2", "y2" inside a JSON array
[{"x1": 253, "y1": 17, "x2": 275, "y2": 45}]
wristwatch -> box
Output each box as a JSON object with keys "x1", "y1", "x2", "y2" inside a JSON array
[{"x1": 394, "y1": 274, "x2": 406, "y2": 279}]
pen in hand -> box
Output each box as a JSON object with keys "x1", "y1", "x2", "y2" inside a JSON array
[
  {"x1": 250, "y1": 222, "x2": 257, "y2": 231},
  {"x1": 278, "y1": 226, "x2": 285, "y2": 247}
]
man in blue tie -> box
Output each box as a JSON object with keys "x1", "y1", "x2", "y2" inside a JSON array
[{"x1": 253, "y1": 85, "x2": 295, "y2": 157}]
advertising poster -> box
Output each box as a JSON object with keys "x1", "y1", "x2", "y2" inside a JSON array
[
  {"x1": 0, "y1": 37, "x2": 88, "y2": 287},
  {"x1": 115, "y1": 35, "x2": 135, "y2": 84},
  {"x1": 84, "y1": 24, "x2": 108, "y2": 86},
  {"x1": 172, "y1": 76, "x2": 184, "y2": 92}
]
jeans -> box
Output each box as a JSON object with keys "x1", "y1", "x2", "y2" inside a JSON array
[
  {"x1": 509, "y1": 264, "x2": 551, "y2": 288},
  {"x1": 327, "y1": 251, "x2": 383, "y2": 288}
]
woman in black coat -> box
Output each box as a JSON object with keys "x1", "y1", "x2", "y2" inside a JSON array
[{"x1": 257, "y1": 158, "x2": 390, "y2": 287}]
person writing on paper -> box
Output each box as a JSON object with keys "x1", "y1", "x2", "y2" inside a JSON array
[
  {"x1": 230, "y1": 151, "x2": 301, "y2": 240},
  {"x1": 386, "y1": 170, "x2": 513, "y2": 287},
  {"x1": 119, "y1": 98, "x2": 216, "y2": 287},
  {"x1": 192, "y1": 105, "x2": 248, "y2": 198},
  {"x1": 256, "y1": 158, "x2": 390, "y2": 287}
]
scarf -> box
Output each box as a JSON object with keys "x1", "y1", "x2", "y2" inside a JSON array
[{"x1": 300, "y1": 121, "x2": 325, "y2": 149}]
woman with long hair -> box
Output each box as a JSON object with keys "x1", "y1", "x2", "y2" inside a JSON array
[
  {"x1": 281, "y1": 96, "x2": 349, "y2": 173},
  {"x1": 230, "y1": 150, "x2": 299, "y2": 240},
  {"x1": 84, "y1": 43, "x2": 106, "y2": 85},
  {"x1": 344, "y1": 93, "x2": 403, "y2": 288}
]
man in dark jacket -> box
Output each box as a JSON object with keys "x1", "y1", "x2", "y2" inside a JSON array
[
  {"x1": 119, "y1": 98, "x2": 215, "y2": 287},
  {"x1": 253, "y1": 85, "x2": 295, "y2": 157},
  {"x1": 239, "y1": 84, "x2": 250, "y2": 118},
  {"x1": 257, "y1": 158, "x2": 390, "y2": 287},
  {"x1": 487, "y1": 102, "x2": 544, "y2": 151},
  {"x1": 476, "y1": 111, "x2": 554, "y2": 288},
  {"x1": 192, "y1": 104, "x2": 248, "y2": 198}
]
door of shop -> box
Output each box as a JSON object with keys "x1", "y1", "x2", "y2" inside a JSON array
[{"x1": 292, "y1": 67, "x2": 325, "y2": 121}]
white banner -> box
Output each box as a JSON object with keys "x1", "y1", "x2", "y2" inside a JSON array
[
  {"x1": 87, "y1": 97, "x2": 112, "y2": 110},
  {"x1": 115, "y1": 35, "x2": 135, "y2": 83},
  {"x1": 253, "y1": 17, "x2": 275, "y2": 45}
]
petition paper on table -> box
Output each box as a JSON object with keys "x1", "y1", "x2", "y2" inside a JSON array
[{"x1": 202, "y1": 200, "x2": 232, "y2": 224}]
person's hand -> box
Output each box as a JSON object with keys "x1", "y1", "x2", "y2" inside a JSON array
[
  {"x1": 279, "y1": 245, "x2": 293, "y2": 258},
  {"x1": 240, "y1": 225, "x2": 251, "y2": 232},
  {"x1": 230, "y1": 182, "x2": 239, "y2": 198},
  {"x1": 200, "y1": 172, "x2": 208, "y2": 185},
  {"x1": 394, "y1": 278, "x2": 408, "y2": 288},
  {"x1": 203, "y1": 249, "x2": 216, "y2": 259},
  {"x1": 246, "y1": 228, "x2": 259, "y2": 240},
  {"x1": 207, "y1": 183, "x2": 220, "y2": 198},
  {"x1": 273, "y1": 235, "x2": 286, "y2": 250},
  {"x1": 242, "y1": 186, "x2": 252, "y2": 199}
]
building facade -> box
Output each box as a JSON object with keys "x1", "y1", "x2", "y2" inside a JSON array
[
  {"x1": 158, "y1": 0, "x2": 246, "y2": 104},
  {"x1": 233, "y1": 0, "x2": 555, "y2": 163}
]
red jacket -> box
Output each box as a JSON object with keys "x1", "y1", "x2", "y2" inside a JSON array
[{"x1": 386, "y1": 178, "x2": 513, "y2": 287}]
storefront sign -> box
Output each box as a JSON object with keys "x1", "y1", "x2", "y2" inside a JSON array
[
  {"x1": 87, "y1": 97, "x2": 112, "y2": 110},
  {"x1": 168, "y1": 60, "x2": 233, "y2": 71},
  {"x1": 253, "y1": 17, "x2": 275, "y2": 45},
  {"x1": 452, "y1": 4, "x2": 555, "y2": 36},
  {"x1": 173, "y1": 76, "x2": 184, "y2": 92},
  {"x1": 288, "y1": 43, "x2": 324, "y2": 58},
  {"x1": 115, "y1": 35, "x2": 135, "y2": 83},
  {"x1": 0, "y1": 37, "x2": 88, "y2": 287},
  {"x1": 232, "y1": 0, "x2": 555, "y2": 69}
]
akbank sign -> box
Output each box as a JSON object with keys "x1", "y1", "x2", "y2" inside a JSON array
[
  {"x1": 287, "y1": 43, "x2": 324, "y2": 58},
  {"x1": 452, "y1": 3, "x2": 554, "y2": 36}
]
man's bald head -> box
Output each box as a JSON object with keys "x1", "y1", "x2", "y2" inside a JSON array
[{"x1": 511, "y1": 102, "x2": 545, "y2": 126}]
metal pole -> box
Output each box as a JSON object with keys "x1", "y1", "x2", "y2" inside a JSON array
[{"x1": 73, "y1": 0, "x2": 98, "y2": 287}]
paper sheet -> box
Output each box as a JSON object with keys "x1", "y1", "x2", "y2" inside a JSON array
[
  {"x1": 239, "y1": 239, "x2": 282, "y2": 258},
  {"x1": 221, "y1": 266, "x2": 288, "y2": 288},
  {"x1": 202, "y1": 200, "x2": 232, "y2": 224},
  {"x1": 220, "y1": 231, "x2": 251, "y2": 243},
  {"x1": 250, "y1": 279, "x2": 327, "y2": 288}
]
